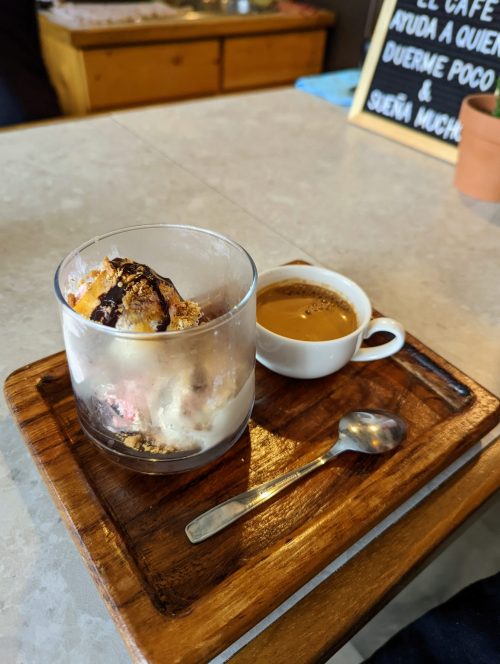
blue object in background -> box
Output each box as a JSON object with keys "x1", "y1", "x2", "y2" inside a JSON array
[{"x1": 295, "y1": 69, "x2": 361, "y2": 108}]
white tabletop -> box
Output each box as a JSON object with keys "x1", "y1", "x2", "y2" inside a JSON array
[{"x1": 1, "y1": 88, "x2": 499, "y2": 664}]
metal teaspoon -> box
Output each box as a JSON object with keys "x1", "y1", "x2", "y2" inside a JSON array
[{"x1": 185, "y1": 409, "x2": 407, "y2": 544}]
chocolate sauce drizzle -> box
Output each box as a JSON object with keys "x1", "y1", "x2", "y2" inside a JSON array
[{"x1": 90, "y1": 258, "x2": 175, "y2": 331}]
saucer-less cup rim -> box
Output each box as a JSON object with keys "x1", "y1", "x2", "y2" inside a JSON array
[
  {"x1": 54, "y1": 224, "x2": 258, "y2": 340},
  {"x1": 256, "y1": 265, "x2": 405, "y2": 379},
  {"x1": 256, "y1": 265, "x2": 373, "y2": 346}
]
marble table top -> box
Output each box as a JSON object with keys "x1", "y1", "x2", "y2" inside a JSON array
[{"x1": 1, "y1": 88, "x2": 498, "y2": 663}]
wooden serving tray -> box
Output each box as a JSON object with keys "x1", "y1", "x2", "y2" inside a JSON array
[{"x1": 4, "y1": 329, "x2": 499, "y2": 664}]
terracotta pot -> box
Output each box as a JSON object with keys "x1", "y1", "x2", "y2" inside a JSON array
[{"x1": 454, "y1": 94, "x2": 500, "y2": 202}]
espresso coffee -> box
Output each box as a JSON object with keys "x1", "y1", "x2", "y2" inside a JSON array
[{"x1": 257, "y1": 279, "x2": 358, "y2": 342}]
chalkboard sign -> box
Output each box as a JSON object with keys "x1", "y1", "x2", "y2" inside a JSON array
[{"x1": 349, "y1": 0, "x2": 500, "y2": 162}]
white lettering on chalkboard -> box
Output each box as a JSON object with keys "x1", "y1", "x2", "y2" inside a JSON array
[
  {"x1": 417, "y1": 0, "x2": 439, "y2": 10},
  {"x1": 414, "y1": 107, "x2": 462, "y2": 141},
  {"x1": 367, "y1": 90, "x2": 413, "y2": 122},
  {"x1": 418, "y1": 79, "x2": 434, "y2": 102},
  {"x1": 444, "y1": 0, "x2": 498, "y2": 22},
  {"x1": 447, "y1": 59, "x2": 497, "y2": 89},
  {"x1": 362, "y1": 0, "x2": 499, "y2": 146},
  {"x1": 438, "y1": 19, "x2": 455, "y2": 43},
  {"x1": 390, "y1": 10, "x2": 438, "y2": 38},
  {"x1": 455, "y1": 24, "x2": 500, "y2": 54},
  {"x1": 383, "y1": 41, "x2": 449, "y2": 78}
]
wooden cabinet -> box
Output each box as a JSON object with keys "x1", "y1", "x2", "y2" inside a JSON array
[
  {"x1": 84, "y1": 41, "x2": 220, "y2": 110},
  {"x1": 223, "y1": 30, "x2": 327, "y2": 91},
  {"x1": 38, "y1": 11, "x2": 334, "y2": 115}
]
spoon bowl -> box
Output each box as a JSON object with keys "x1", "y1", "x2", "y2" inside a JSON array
[
  {"x1": 338, "y1": 409, "x2": 407, "y2": 454},
  {"x1": 186, "y1": 409, "x2": 407, "y2": 543}
]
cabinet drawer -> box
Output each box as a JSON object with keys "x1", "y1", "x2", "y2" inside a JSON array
[
  {"x1": 83, "y1": 40, "x2": 220, "y2": 110},
  {"x1": 223, "y1": 30, "x2": 326, "y2": 91}
]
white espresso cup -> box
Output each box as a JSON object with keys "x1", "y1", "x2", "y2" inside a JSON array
[{"x1": 256, "y1": 265, "x2": 405, "y2": 379}]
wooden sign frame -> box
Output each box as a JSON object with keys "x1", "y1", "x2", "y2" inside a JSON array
[{"x1": 348, "y1": 0, "x2": 458, "y2": 164}]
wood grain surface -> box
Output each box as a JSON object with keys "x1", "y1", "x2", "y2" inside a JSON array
[
  {"x1": 38, "y1": 12, "x2": 334, "y2": 114},
  {"x1": 223, "y1": 30, "x2": 326, "y2": 90},
  {"x1": 38, "y1": 11, "x2": 335, "y2": 48},
  {"x1": 83, "y1": 40, "x2": 220, "y2": 110},
  {"x1": 4, "y1": 328, "x2": 499, "y2": 663},
  {"x1": 229, "y1": 436, "x2": 500, "y2": 664},
  {"x1": 40, "y1": 32, "x2": 90, "y2": 115}
]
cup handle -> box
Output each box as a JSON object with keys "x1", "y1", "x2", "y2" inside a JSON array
[{"x1": 351, "y1": 317, "x2": 405, "y2": 362}]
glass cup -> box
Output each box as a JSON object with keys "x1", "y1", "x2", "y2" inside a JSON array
[{"x1": 54, "y1": 225, "x2": 257, "y2": 474}]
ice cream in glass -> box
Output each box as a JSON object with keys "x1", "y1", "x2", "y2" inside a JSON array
[{"x1": 54, "y1": 225, "x2": 257, "y2": 474}]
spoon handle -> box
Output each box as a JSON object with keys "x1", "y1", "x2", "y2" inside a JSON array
[{"x1": 185, "y1": 447, "x2": 340, "y2": 544}]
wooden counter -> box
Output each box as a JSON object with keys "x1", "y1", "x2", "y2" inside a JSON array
[{"x1": 38, "y1": 10, "x2": 335, "y2": 115}]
